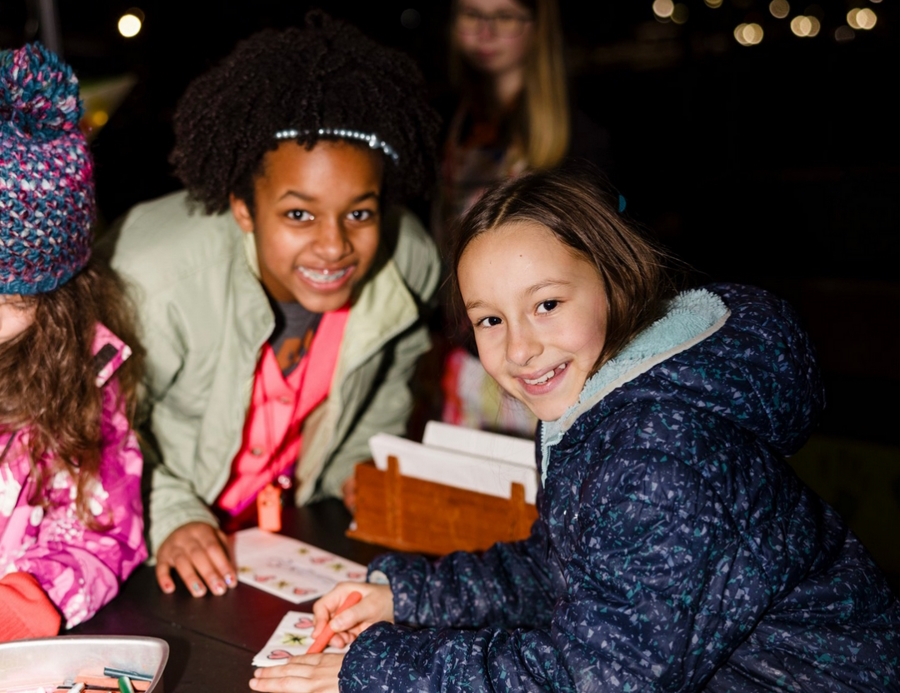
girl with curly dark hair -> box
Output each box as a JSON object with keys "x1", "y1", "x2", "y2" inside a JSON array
[
  {"x1": 0, "y1": 43, "x2": 146, "y2": 642},
  {"x1": 107, "y1": 12, "x2": 443, "y2": 601}
]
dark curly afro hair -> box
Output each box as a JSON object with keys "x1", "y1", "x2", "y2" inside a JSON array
[{"x1": 169, "y1": 11, "x2": 441, "y2": 215}]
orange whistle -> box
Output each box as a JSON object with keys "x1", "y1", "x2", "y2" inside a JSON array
[
  {"x1": 307, "y1": 590, "x2": 363, "y2": 654},
  {"x1": 257, "y1": 483, "x2": 282, "y2": 532}
]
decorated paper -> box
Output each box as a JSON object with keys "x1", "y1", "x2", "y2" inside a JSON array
[
  {"x1": 232, "y1": 528, "x2": 367, "y2": 603},
  {"x1": 252, "y1": 610, "x2": 349, "y2": 667}
]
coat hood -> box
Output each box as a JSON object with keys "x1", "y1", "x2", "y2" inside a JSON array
[{"x1": 542, "y1": 283, "x2": 825, "y2": 481}]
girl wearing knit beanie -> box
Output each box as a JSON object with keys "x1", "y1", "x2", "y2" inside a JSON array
[{"x1": 0, "y1": 42, "x2": 147, "y2": 641}]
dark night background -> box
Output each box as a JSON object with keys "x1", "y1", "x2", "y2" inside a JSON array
[{"x1": 2, "y1": 1, "x2": 898, "y2": 581}]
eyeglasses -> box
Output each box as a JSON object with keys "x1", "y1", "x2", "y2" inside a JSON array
[{"x1": 455, "y1": 8, "x2": 533, "y2": 38}]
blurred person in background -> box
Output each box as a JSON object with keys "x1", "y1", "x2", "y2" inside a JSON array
[{"x1": 432, "y1": 0, "x2": 613, "y2": 439}]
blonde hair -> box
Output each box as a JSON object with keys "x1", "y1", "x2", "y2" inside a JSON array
[{"x1": 450, "y1": 0, "x2": 570, "y2": 170}]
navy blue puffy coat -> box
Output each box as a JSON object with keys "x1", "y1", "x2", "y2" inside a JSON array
[{"x1": 340, "y1": 284, "x2": 900, "y2": 692}]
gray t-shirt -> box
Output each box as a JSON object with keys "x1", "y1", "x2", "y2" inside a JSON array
[{"x1": 268, "y1": 300, "x2": 322, "y2": 377}]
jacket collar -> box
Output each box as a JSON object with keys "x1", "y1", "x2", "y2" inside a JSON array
[{"x1": 540, "y1": 288, "x2": 730, "y2": 484}]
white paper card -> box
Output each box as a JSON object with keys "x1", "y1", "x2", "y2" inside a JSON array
[
  {"x1": 368, "y1": 422, "x2": 538, "y2": 504},
  {"x1": 252, "y1": 610, "x2": 349, "y2": 667},
  {"x1": 233, "y1": 528, "x2": 367, "y2": 603},
  {"x1": 422, "y1": 421, "x2": 534, "y2": 467}
]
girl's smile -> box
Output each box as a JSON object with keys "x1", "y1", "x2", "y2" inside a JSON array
[
  {"x1": 520, "y1": 361, "x2": 567, "y2": 388},
  {"x1": 231, "y1": 139, "x2": 383, "y2": 313},
  {"x1": 458, "y1": 221, "x2": 609, "y2": 421}
]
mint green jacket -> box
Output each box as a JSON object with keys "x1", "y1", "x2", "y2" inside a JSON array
[{"x1": 107, "y1": 191, "x2": 441, "y2": 556}]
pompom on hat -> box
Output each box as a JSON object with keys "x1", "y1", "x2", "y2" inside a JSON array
[{"x1": 0, "y1": 42, "x2": 94, "y2": 295}]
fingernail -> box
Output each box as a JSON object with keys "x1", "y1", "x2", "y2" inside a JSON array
[
  {"x1": 224, "y1": 574, "x2": 236, "y2": 587},
  {"x1": 162, "y1": 583, "x2": 174, "y2": 594},
  {"x1": 213, "y1": 582, "x2": 226, "y2": 595},
  {"x1": 191, "y1": 582, "x2": 205, "y2": 595}
]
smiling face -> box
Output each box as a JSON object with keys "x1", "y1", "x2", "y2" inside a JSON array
[
  {"x1": 454, "y1": 0, "x2": 534, "y2": 78},
  {"x1": 0, "y1": 294, "x2": 36, "y2": 345},
  {"x1": 231, "y1": 140, "x2": 383, "y2": 313},
  {"x1": 457, "y1": 221, "x2": 608, "y2": 421}
]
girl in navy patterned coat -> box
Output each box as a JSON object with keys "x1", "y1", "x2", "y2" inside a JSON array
[{"x1": 250, "y1": 168, "x2": 900, "y2": 693}]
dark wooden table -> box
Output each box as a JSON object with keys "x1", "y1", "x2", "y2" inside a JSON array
[{"x1": 70, "y1": 500, "x2": 389, "y2": 692}]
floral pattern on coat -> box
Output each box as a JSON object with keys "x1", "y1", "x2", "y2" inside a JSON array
[
  {"x1": 341, "y1": 284, "x2": 900, "y2": 693},
  {"x1": 0, "y1": 324, "x2": 146, "y2": 628}
]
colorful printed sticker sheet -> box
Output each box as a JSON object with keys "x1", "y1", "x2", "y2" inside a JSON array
[
  {"x1": 232, "y1": 527, "x2": 367, "y2": 603},
  {"x1": 252, "y1": 610, "x2": 350, "y2": 667}
]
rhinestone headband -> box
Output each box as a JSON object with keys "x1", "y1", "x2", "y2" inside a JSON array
[{"x1": 274, "y1": 127, "x2": 399, "y2": 164}]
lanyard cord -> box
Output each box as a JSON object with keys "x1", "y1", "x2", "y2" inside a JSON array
[{"x1": 260, "y1": 348, "x2": 305, "y2": 482}]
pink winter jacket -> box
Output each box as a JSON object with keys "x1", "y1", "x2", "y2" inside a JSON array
[{"x1": 0, "y1": 324, "x2": 147, "y2": 629}]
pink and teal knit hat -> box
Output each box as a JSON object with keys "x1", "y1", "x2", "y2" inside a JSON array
[{"x1": 0, "y1": 42, "x2": 94, "y2": 295}]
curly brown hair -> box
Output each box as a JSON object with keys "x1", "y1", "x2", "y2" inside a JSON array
[
  {"x1": 0, "y1": 258, "x2": 144, "y2": 526},
  {"x1": 169, "y1": 11, "x2": 441, "y2": 215}
]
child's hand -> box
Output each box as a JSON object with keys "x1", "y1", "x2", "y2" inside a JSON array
[
  {"x1": 312, "y1": 582, "x2": 393, "y2": 649},
  {"x1": 155, "y1": 521, "x2": 236, "y2": 597},
  {"x1": 341, "y1": 476, "x2": 357, "y2": 515},
  {"x1": 249, "y1": 653, "x2": 344, "y2": 693}
]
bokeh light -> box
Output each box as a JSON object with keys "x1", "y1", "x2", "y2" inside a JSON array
[
  {"x1": 734, "y1": 22, "x2": 764, "y2": 45},
  {"x1": 857, "y1": 8, "x2": 877, "y2": 29},
  {"x1": 653, "y1": 0, "x2": 675, "y2": 19},
  {"x1": 704, "y1": 0, "x2": 724, "y2": 7},
  {"x1": 791, "y1": 16, "x2": 809, "y2": 36},
  {"x1": 672, "y1": 4, "x2": 690, "y2": 24},
  {"x1": 117, "y1": 13, "x2": 142, "y2": 38},
  {"x1": 847, "y1": 7, "x2": 877, "y2": 29},
  {"x1": 91, "y1": 110, "x2": 109, "y2": 127},
  {"x1": 806, "y1": 15, "x2": 821, "y2": 36},
  {"x1": 769, "y1": 0, "x2": 790, "y2": 19},
  {"x1": 834, "y1": 25, "x2": 855, "y2": 41},
  {"x1": 400, "y1": 9, "x2": 421, "y2": 29}
]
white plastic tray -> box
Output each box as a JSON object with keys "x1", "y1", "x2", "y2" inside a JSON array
[{"x1": 0, "y1": 635, "x2": 168, "y2": 692}]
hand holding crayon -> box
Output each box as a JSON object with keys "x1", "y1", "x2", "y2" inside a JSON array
[
  {"x1": 307, "y1": 590, "x2": 362, "y2": 654},
  {"x1": 309, "y1": 581, "x2": 396, "y2": 652}
]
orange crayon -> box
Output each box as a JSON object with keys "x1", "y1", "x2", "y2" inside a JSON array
[{"x1": 307, "y1": 590, "x2": 362, "y2": 654}]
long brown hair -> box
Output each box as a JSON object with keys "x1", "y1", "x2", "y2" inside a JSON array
[
  {"x1": 449, "y1": 0, "x2": 569, "y2": 170},
  {"x1": 0, "y1": 258, "x2": 144, "y2": 525},
  {"x1": 451, "y1": 166, "x2": 677, "y2": 370}
]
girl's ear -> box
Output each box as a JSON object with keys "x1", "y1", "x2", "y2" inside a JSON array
[{"x1": 229, "y1": 193, "x2": 254, "y2": 233}]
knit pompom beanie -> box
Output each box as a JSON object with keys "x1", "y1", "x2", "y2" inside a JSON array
[{"x1": 0, "y1": 42, "x2": 94, "y2": 295}]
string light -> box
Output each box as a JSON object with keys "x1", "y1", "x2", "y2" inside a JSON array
[
  {"x1": 834, "y1": 25, "x2": 855, "y2": 41},
  {"x1": 117, "y1": 13, "x2": 142, "y2": 38},
  {"x1": 117, "y1": 8, "x2": 144, "y2": 38},
  {"x1": 769, "y1": 0, "x2": 790, "y2": 19},
  {"x1": 790, "y1": 15, "x2": 820, "y2": 37},
  {"x1": 734, "y1": 23, "x2": 764, "y2": 45},
  {"x1": 672, "y1": 3, "x2": 689, "y2": 24},
  {"x1": 806, "y1": 15, "x2": 821, "y2": 36},
  {"x1": 857, "y1": 7, "x2": 877, "y2": 29},
  {"x1": 652, "y1": 0, "x2": 675, "y2": 20}
]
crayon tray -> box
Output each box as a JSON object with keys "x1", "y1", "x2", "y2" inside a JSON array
[
  {"x1": 347, "y1": 457, "x2": 538, "y2": 555},
  {"x1": 0, "y1": 635, "x2": 168, "y2": 693}
]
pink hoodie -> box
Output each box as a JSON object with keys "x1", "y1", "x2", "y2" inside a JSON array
[{"x1": 0, "y1": 324, "x2": 147, "y2": 629}]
